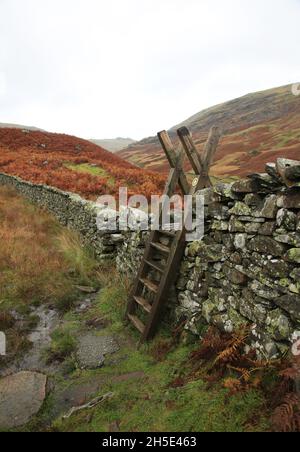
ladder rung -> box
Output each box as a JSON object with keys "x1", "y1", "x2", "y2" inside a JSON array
[
  {"x1": 140, "y1": 278, "x2": 159, "y2": 293},
  {"x1": 133, "y1": 296, "x2": 152, "y2": 313},
  {"x1": 159, "y1": 230, "x2": 176, "y2": 238},
  {"x1": 128, "y1": 314, "x2": 145, "y2": 333},
  {"x1": 150, "y1": 242, "x2": 170, "y2": 254},
  {"x1": 145, "y1": 260, "x2": 165, "y2": 273}
]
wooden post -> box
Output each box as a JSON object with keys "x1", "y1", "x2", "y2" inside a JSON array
[
  {"x1": 158, "y1": 131, "x2": 190, "y2": 195},
  {"x1": 177, "y1": 126, "x2": 221, "y2": 189},
  {"x1": 177, "y1": 127, "x2": 203, "y2": 175}
]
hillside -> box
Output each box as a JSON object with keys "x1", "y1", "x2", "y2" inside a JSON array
[
  {"x1": 0, "y1": 122, "x2": 43, "y2": 131},
  {"x1": 118, "y1": 84, "x2": 300, "y2": 177},
  {"x1": 90, "y1": 137, "x2": 136, "y2": 153},
  {"x1": 0, "y1": 128, "x2": 165, "y2": 199}
]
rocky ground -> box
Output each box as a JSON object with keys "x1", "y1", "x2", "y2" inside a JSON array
[
  {"x1": 0, "y1": 282, "x2": 270, "y2": 432},
  {"x1": 0, "y1": 288, "x2": 127, "y2": 430}
]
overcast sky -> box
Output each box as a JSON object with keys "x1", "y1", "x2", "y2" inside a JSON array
[{"x1": 0, "y1": 0, "x2": 299, "y2": 140}]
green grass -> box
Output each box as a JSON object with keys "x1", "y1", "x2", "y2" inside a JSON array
[
  {"x1": 0, "y1": 188, "x2": 270, "y2": 433},
  {"x1": 8, "y1": 265, "x2": 270, "y2": 433},
  {"x1": 45, "y1": 329, "x2": 77, "y2": 363},
  {"x1": 65, "y1": 163, "x2": 115, "y2": 186},
  {"x1": 49, "y1": 278, "x2": 270, "y2": 433},
  {"x1": 52, "y1": 343, "x2": 268, "y2": 432},
  {"x1": 274, "y1": 129, "x2": 300, "y2": 149}
]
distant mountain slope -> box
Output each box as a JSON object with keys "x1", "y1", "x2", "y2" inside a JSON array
[
  {"x1": 0, "y1": 122, "x2": 44, "y2": 131},
  {"x1": 90, "y1": 137, "x2": 136, "y2": 153},
  {"x1": 118, "y1": 84, "x2": 300, "y2": 177},
  {"x1": 0, "y1": 128, "x2": 164, "y2": 199}
]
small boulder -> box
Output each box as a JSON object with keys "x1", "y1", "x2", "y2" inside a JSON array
[{"x1": 0, "y1": 371, "x2": 47, "y2": 429}]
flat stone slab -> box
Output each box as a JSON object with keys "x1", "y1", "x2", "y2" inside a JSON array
[
  {"x1": 0, "y1": 371, "x2": 47, "y2": 429},
  {"x1": 77, "y1": 333, "x2": 119, "y2": 369}
]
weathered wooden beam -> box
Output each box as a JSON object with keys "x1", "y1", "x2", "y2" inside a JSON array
[
  {"x1": 177, "y1": 126, "x2": 221, "y2": 189},
  {"x1": 158, "y1": 130, "x2": 190, "y2": 195},
  {"x1": 177, "y1": 127, "x2": 203, "y2": 175},
  {"x1": 198, "y1": 126, "x2": 222, "y2": 188},
  {"x1": 201, "y1": 126, "x2": 222, "y2": 171},
  {"x1": 157, "y1": 130, "x2": 177, "y2": 168}
]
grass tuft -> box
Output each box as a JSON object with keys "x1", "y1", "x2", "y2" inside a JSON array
[{"x1": 46, "y1": 329, "x2": 77, "y2": 363}]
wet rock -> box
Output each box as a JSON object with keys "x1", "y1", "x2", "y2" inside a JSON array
[
  {"x1": 77, "y1": 334, "x2": 119, "y2": 370},
  {"x1": 0, "y1": 371, "x2": 47, "y2": 429},
  {"x1": 248, "y1": 236, "x2": 286, "y2": 256},
  {"x1": 1, "y1": 306, "x2": 61, "y2": 377}
]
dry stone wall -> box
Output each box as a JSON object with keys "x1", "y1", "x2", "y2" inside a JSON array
[
  {"x1": 177, "y1": 163, "x2": 300, "y2": 359},
  {"x1": 2, "y1": 160, "x2": 300, "y2": 359}
]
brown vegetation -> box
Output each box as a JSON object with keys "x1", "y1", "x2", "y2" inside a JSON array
[
  {"x1": 118, "y1": 85, "x2": 300, "y2": 178},
  {"x1": 0, "y1": 128, "x2": 165, "y2": 200}
]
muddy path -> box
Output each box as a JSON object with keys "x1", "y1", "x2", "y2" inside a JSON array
[
  {"x1": 0, "y1": 291, "x2": 132, "y2": 430},
  {"x1": 0, "y1": 305, "x2": 61, "y2": 378}
]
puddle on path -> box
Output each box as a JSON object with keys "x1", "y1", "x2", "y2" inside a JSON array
[{"x1": 0, "y1": 305, "x2": 61, "y2": 377}]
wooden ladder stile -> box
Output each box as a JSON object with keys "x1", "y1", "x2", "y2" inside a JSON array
[{"x1": 126, "y1": 126, "x2": 221, "y2": 342}]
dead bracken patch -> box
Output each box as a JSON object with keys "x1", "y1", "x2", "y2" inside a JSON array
[{"x1": 0, "y1": 128, "x2": 165, "y2": 200}]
